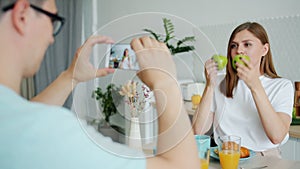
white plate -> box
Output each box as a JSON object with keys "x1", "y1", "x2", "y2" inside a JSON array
[{"x1": 210, "y1": 147, "x2": 256, "y2": 161}]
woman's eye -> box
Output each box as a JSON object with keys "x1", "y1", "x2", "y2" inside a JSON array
[
  {"x1": 230, "y1": 44, "x2": 237, "y2": 49},
  {"x1": 245, "y1": 42, "x2": 252, "y2": 47}
]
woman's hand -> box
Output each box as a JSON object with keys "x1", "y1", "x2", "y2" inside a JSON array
[
  {"x1": 204, "y1": 58, "x2": 218, "y2": 87},
  {"x1": 236, "y1": 58, "x2": 261, "y2": 90}
]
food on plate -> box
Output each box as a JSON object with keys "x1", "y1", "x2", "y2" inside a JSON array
[
  {"x1": 214, "y1": 145, "x2": 250, "y2": 158},
  {"x1": 240, "y1": 147, "x2": 250, "y2": 158},
  {"x1": 222, "y1": 141, "x2": 239, "y2": 151},
  {"x1": 212, "y1": 54, "x2": 228, "y2": 70},
  {"x1": 232, "y1": 54, "x2": 250, "y2": 70}
]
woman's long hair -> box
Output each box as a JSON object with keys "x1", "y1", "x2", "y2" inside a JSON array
[
  {"x1": 220, "y1": 22, "x2": 280, "y2": 98},
  {"x1": 121, "y1": 49, "x2": 129, "y2": 61}
]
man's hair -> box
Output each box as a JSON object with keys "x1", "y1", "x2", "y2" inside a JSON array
[{"x1": 1, "y1": 0, "x2": 47, "y2": 17}]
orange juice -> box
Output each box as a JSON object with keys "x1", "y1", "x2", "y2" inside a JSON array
[
  {"x1": 192, "y1": 94, "x2": 201, "y2": 110},
  {"x1": 219, "y1": 150, "x2": 240, "y2": 169},
  {"x1": 200, "y1": 158, "x2": 209, "y2": 169}
]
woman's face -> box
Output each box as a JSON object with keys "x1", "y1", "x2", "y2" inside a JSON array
[
  {"x1": 230, "y1": 30, "x2": 269, "y2": 70},
  {"x1": 124, "y1": 49, "x2": 129, "y2": 56}
]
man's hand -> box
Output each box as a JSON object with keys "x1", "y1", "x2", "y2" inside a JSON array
[
  {"x1": 130, "y1": 37, "x2": 177, "y2": 90},
  {"x1": 131, "y1": 37, "x2": 199, "y2": 169},
  {"x1": 31, "y1": 35, "x2": 115, "y2": 106},
  {"x1": 69, "y1": 35, "x2": 115, "y2": 85}
]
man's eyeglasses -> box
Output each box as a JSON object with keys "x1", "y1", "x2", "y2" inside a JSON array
[{"x1": 2, "y1": 3, "x2": 65, "y2": 36}]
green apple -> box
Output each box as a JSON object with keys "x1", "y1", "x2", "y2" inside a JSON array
[
  {"x1": 232, "y1": 54, "x2": 250, "y2": 70},
  {"x1": 212, "y1": 54, "x2": 228, "y2": 70}
]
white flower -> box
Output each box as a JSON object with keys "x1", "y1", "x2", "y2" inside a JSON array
[{"x1": 119, "y1": 80, "x2": 152, "y2": 117}]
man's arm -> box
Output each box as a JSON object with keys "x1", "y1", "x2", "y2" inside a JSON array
[
  {"x1": 147, "y1": 82, "x2": 199, "y2": 169},
  {"x1": 131, "y1": 37, "x2": 199, "y2": 169},
  {"x1": 31, "y1": 36, "x2": 115, "y2": 106}
]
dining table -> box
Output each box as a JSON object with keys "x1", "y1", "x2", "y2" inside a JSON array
[
  {"x1": 208, "y1": 155, "x2": 300, "y2": 169},
  {"x1": 140, "y1": 101, "x2": 300, "y2": 168},
  {"x1": 143, "y1": 141, "x2": 300, "y2": 169}
]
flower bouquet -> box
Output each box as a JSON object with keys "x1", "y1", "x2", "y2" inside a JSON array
[
  {"x1": 119, "y1": 80, "x2": 152, "y2": 118},
  {"x1": 119, "y1": 80, "x2": 152, "y2": 149}
]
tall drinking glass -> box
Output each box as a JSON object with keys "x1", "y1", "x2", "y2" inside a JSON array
[
  {"x1": 195, "y1": 135, "x2": 210, "y2": 169},
  {"x1": 218, "y1": 135, "x2": 241, "y2": 169},
  {"x1": 191, "y1": 94, "x2": 201, "y2": 110}
]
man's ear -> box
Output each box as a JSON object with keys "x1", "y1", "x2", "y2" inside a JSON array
[{"x1": 11, "y1": 0, "x2": 30, "y2": 36}]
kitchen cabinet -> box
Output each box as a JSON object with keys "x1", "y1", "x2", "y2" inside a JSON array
[
  {"x1": 281, "y1": 137, "x2": 298, "y2": 160},
  {"x1": 281, "y1": 128, "x2": 300, "y2": 161},
  {"x1": 297, "y1": 139, "x2": 300, "y2": 161}
]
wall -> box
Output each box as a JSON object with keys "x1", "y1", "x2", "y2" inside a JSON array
[
  {"x1": 97, "y1": 0, "x2": 300, "y2": 27},
  {"x1": 94, "y1": 0, "x2": 300, "y2": 83}
]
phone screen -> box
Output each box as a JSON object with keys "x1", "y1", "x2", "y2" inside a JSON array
[{"x1": 105, "y1": 43, "x2": 139, "y2": 71}]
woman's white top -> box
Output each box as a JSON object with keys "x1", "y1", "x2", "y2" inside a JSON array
[{"x1": 211, "y1": 75, "x2": 294, "y2": 151}]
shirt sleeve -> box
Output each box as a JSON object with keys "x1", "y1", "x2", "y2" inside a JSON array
[{"x1": 271, "y1": 79, "x2": 294, "y2": 119}]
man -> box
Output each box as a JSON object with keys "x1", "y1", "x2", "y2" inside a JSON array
[{"x1": 0, "y1": 0, "x2": 199, "y2": 168}]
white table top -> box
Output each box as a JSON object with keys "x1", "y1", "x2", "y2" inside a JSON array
[{"x1": 209, "y1": 155, "x2": 300, "y2": 169}]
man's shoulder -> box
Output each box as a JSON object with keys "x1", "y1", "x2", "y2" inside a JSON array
[
  {"x1": 23, "y1": 100, "x2": 73, "y2": 117},
  {"x1": 0, "y1": 85, "x2": 72, "y2": 116}
]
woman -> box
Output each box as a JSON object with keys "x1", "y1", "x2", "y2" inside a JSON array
[
  {"x1": 193, "y1": 22, "x2": 294, "y2": 158},
  {"x1": 119, "y1": 48, "x2": 132, "y2": 69}
]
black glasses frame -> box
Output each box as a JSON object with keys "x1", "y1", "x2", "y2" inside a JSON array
[{"x1": 2, "y1": 3, "x2": 65, "y2": 36}]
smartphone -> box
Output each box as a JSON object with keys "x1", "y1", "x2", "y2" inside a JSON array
[{"x1": 105, "y1": 43, "x2": 139, "y2": 71}]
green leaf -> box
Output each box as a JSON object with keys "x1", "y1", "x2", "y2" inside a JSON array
[
  {"x1": 143, "y1": 18, "x2": 196, "y2": 55},
  {"x1": 172, "y1": 46, "x2": 195, "y2": 54},
  {"x1": 92, "y1": 84, "x2": 123, "y2": 123},
  {"x1": 163, "y1": 18, "x2": 175, "y2": 43},
  {"x1": 143, "y1": 29, "x2": 161, "y2": 41},
  {"x1": 177, "y1": 36, "x2": 196, "y2": 47}
]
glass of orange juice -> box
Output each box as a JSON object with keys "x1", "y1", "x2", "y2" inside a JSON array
[
  {"x1": 195, "y1": 135, "x2": 210, "y2": 169},
  {"x1": 218, "y1": 135, "x2": 241, "y2": 169},
  {"x1": 191, "y1": 94, "x2": 201, "y2": 110}
]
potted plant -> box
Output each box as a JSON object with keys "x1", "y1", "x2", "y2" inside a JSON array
[
  {"x1": 92, "y1": 84, "x2": 125, "y2": 135},
  {"x1": 143, "y1": 18, "x2": 196, "y2": 55}
]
